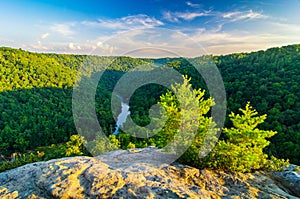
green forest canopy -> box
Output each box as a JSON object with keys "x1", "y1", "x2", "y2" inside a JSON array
[{"x1": 0, "y1": 44, "x2": 299, "y2": 166}]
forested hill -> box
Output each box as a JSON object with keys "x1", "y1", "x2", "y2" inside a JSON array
[
  {"x1": 216, "y1": 45, "x2": 300, "y2": 163},
  {"x1": 0, "y1": 44, "x2": 299, "y2": 166}
]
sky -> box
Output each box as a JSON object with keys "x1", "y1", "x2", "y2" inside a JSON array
[{"x1": 0, "y1": 0, "x2": 300, "y2": 57}]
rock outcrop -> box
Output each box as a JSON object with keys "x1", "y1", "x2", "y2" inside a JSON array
[
  {"x1": 0, "y1": 148, "x2": 299, "y2": 199},
  {"x1": 272, "y1": 165, "x2": 300, "y2": 198}
]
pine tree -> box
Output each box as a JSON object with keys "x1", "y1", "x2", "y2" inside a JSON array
[
  {"x1": 209, "y1": 102, "x2": 289, "y2": 172},
  {"x1": 154, "y1": 75, "x2": 217, "y2": 166}
]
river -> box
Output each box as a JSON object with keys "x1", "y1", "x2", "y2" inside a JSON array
[{"x1": 112, "y1": 95, "x2": 130, "y2": 135}]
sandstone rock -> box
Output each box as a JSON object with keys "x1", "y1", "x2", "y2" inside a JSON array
[
  {"x1": 273, "y1": 171, "x2": 300, "y2": 197},
  {"x1": 0, "y1": 148, "x2": 299, "y2": 198}
]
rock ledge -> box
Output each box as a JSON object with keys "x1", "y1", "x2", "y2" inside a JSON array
[{"x1": 0, "y1": 148, "x2": 299, "y2": 199}]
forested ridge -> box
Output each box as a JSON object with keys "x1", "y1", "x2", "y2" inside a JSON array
[
  {"x1": 0, "y1": 45, "x2": 299, "y2": 171},
  {"x1": 217, "y1": 45, "x2": 300, "y2": 163}
]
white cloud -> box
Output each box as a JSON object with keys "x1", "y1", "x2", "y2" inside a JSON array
[
  {"x1": 41, "y1": 33, "x2": 50, "y2": 39},
  {"x1": 163, "y1": 11, "x2": 210, "y2": 22},
  {"x1": 186, "y1": 24, "x2": 300, "y2": 55},
  {"x1": 20, "y1": 24, "x2": 300, "y2": 57},
  {"x1": 82, "y1": 14, "x2": 163, "y2": 30},
  {"x1": 222, "y1": 10, "x2": 268, "y2": 22},
  {"x1": 163, "y1": 9, "x2": 268, "y2": 23},
  {"x1": 69, "y1": 42, "x2": 81, "y2": 50},
  {"x1": 90, "y1": 28, "x2": 211, "y2": 57},
  {"x1": 15, "y1": 9, "x2": 298, "y2": 57},
  {"x1": 122, "y1": 15, "x2": 164, "y2": 27},
  {"x1": 50, "y1": 23, "x2": 75, "y2": 36},
  {"x1": 69, "y1": 42, "x2": 75, "y2": 50},
  {"x1": 186, "y1": 1, "x2": 200, "y2": 8},
  {"x1": 162, "y1": 11, "x2": 178, "y2": 22},
  {"x1": 213, "y1": 24, "x2": 223, "y2": 33},
  {"x1": 178, "y1": 12, "x2": 209, "y2": 20},
  {"x1": 96, "y1": 41, "x2": 117, "y2": 54},
  {"x1": 27, "y1": 40, "x2": 48, "y2": 51},
  {"x1": 271, "y1": 22, "x2": 300, "y2": 33},
  {"x1": 222, "y1": 11, "x2": 240, "y2": 19}
]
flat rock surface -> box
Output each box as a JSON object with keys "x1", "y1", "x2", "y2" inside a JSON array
[{"x1": 0, "y1": 148, "x2": 299, "y2": 199}]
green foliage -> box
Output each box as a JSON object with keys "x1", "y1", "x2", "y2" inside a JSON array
[
  {"x1": 109, "y1": 135, "x2": 120, "y2": 148},
  {"x1": 215, "y1": 45, "x2": 300, "y2": 164},
  {"x1": 0, "y1": 45, "x2": 299, "y2": 172},
  {"x1": 127, "y1": 142, "x2": 136, "y2": 149},
  {"x1": 207, "y1": 103, "x2": 289, "y2": 172},
  {"x1": 65, "y1": 135, "x2": 87, "y2": 157},
  {"x1": 0, "y1": 152, "x2": 42, "y2": 172},
  {"x1": 0, "y1": 137, "x2": 90, "y2": 172},
  {"x1": 87, "y1": 135, "x2": 120, "y2": 156},
  {"x1": 164, "y1": 60, "x2": 181, "y2": 68},
  {"x1": 147, "y1": 78, "x2": 287, "y2": 172},
  {"x1": 0, "y1": 47, "x2": 150, "y2": 157},
  {"x1": 153, "y1": 75, "x2": 216, "y2": 160}
]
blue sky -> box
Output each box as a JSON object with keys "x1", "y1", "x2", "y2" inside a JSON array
[{"x1": 1, "y1": 0, "x2": 300, "y2": 57}]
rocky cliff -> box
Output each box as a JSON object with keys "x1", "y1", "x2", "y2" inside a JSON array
[{"x1": 0, "y1": 148, "x2": 299, "y2": 199}]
